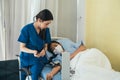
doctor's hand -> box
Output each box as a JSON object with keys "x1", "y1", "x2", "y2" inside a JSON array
[
  {"x1": 34, "y1": 49, "x2": 46, "y2": 58},
  {"x1": 46, "y1": 73, "x2": 53, "y2": 80},
  {"x1": 39, "y1": 49, "x2": 46, "y2": 57},
  {"x1": 33, "y1": 50, "x2": 39, "y2": 57}
]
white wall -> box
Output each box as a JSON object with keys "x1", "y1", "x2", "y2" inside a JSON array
[
  {"x1": 45, "y1": 0, "x2": 58, "y2": 37},
  {"x1": 57, "y1": 0, "x2": 77, "y2": 42}
]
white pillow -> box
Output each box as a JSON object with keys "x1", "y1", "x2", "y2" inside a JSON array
[{"x1": 57, "y1": 38, "x2": 77, "y2": 54}]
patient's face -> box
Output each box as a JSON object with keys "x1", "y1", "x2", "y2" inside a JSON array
[
  {"x1": 51, "y1": 43, "x2": 59, "y2": 51},
  {"x1": 51, "y1": 42, "x2": 64, "y2": 54}
]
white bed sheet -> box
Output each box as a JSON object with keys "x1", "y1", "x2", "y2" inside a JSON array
[
  {"x1": 70, "y1": 48, "x2": 120, "y2": 80},
  {"x1": 43, "y1": 38, "x2": 120, "y2": 80}
]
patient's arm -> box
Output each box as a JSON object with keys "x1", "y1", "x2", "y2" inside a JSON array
[
  {"x1": 70, "y1": 45, "x2": 86, "y2": 59},
  {"x1": 46, "y1": 66, "x2": 61, "y2": 80}
]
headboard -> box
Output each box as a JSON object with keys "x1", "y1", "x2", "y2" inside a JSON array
[{"x1": 51, "y1": 37, "x2": 66, "y2": 41}]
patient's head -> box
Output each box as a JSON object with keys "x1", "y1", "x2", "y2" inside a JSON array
[{"x1": 48, "y1": 41, "x2": 64, "y2": 55}]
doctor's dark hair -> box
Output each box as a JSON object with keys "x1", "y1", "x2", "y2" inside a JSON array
[
  {"x1": 34, "y1": 9, "x2": 53, "y2": 21},
  {"x1": 39, "y1": 29, "x2": 46, "y2": 40},
  {"x1": 34, "y1": 9, "x2": 53, "y2": 40}
]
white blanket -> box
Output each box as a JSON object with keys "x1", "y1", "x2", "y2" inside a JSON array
[{"x1": 70, "y1": 48, "x2": 120, "y2": 80}]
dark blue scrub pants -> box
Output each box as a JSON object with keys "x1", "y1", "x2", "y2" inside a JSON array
[{"x1": 20, "y1": 56, "x2": 48, "y2": 80}]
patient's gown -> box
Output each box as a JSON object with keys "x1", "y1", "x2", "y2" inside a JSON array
[
  {"x1": 41, "y1": 38, "x2": 82, "y2": 80},
  {"x1": 41, "y1": 42, "x2": 78, "y2": 80}
]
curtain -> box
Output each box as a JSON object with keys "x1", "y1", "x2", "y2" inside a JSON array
[
  {"x1": 0, "y1": 0, "x2": 5, "y2": 60},
  {"x1": 0, "y1": 0, "x2": 58, "y2": 60}
]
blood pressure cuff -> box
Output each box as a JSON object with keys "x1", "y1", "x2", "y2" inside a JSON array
[{"x1": 0, "y1": 59, "x2": 19, "y2": 80}]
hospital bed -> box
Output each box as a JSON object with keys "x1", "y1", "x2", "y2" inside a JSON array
[
  {"x1": 41, "y1": 37, "x2": 71, "y2": 80},
  {"x1": 41, "y1": 37, "x2": 83, "y2": 80},
  {"x1": 41, "y1": 37, "x2": 120, "y2": 80},
  {"x1": 17, "y1": 37, "x2": 120, "y2": 80}
]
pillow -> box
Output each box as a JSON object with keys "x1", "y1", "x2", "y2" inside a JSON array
[
  {"x1": 46, "y1": 38, "x2": 82, "y2": 58},
  {"x1": 57, "y1": 38, "x2": 77, "y2": 54},
  {"x1": 74, "y1": 41, "x2": 84, "y2": 49}
]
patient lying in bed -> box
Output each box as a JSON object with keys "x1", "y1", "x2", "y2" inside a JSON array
[
  {"x1": 42, "y1": 38, "x2": 120, "y2": 80},
  {"x1": 45, "y1": 40, "x2": 86, "y2": 80}
]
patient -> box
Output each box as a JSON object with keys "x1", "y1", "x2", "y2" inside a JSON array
[{"x1": 46, "y1": 41, "x2": 86, "y2": 80}]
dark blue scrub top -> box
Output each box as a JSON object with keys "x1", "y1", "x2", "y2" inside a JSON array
[{"x1": 18, "y1": 23, "x2": 51, "y2": 65}]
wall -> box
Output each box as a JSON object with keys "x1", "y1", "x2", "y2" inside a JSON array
[
  {"x1": 57, "y1": 0, "x2": 77, "y2": 42},
  {"x1": 46, "y1": 0, "x2": 58, "y2": 37},
  {"x1": 86, "y1": 0, "x2": 120, "y2": 71}
]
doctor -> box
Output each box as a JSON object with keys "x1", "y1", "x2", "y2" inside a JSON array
[{"x1": 18, "y1": 9, "x2": 53, "y2": 80}]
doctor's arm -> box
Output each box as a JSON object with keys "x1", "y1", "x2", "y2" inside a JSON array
[
  {"x1": 20, "y1": 43, "x2": 38, "y2": 55},
  {"x1": 37, "y1": 44, "x2": 48, "y2": 57}
]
